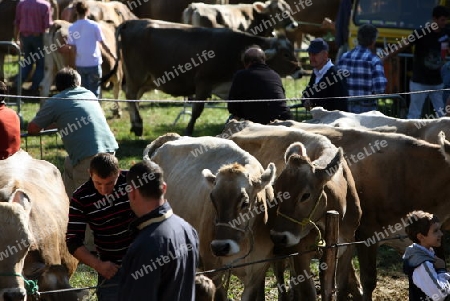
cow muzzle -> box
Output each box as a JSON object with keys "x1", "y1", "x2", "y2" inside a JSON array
[
  {"x1": 270, "y1": 230, "x2": 300, "y2": 247},
  {"x1": 1, "y1": 289, "x2": 26, "y2": 301},
  {"x1": 211, "y1": 239, "x2": 240, "y2": 256}
]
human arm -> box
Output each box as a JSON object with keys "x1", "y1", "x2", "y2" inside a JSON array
[
  {"x1": 412, "y1": 261, "x2": 450, "y2": 300},
  {"x1": 371, "y1": 59, "x2": 387, "y2": 94},
  {"x1": 100, "y1": 41, "x2": 116, "y2": 61},
  {"x1": 73, "y1": 246, "x2": 119, "y2": 279},
  {"x1": 27, "y1": 100, "x2": 57, "y2": 134}
]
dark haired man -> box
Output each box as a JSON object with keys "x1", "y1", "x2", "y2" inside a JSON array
[
  {"x1": 28, "y1": 67, "x2": 118, "y2": 196},
  {"x1": 0, "y1": 81, "x2": 21, "y2": 159},
  {"x1": 337, "y1": 23, "x2": 387, "y2": 113},
  {"x1": 118, "y1": 160, "x2": 199, "y2": 301},
  {"x1": 227, "y1": 46, "x2": 292, "y2": 124},
  {"x1": 405, "y1": 5, "x2": 450, "y2": 119},
  {"x1": 66, "y1": 153, "x2": 136, "y2": 301}
]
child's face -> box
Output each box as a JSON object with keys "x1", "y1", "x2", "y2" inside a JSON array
[{"x1": 419, "y1": 222, "x2": 443, "y2": 249}]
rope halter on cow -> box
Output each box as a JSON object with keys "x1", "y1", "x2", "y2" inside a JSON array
[
  {"x1": 276, "y1": 191, "x2": 326, "y2": 248},
  {"x1": 0, "y1": 272, "x2": 39, "y2": 296}
]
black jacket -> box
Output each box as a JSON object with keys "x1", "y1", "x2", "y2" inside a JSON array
[
  {"x1": 302, "y1": 65, "x2": 349, "y2": 111},
  {"x1": 228, "y1": 63, "x2": 292, "y2": 124}
]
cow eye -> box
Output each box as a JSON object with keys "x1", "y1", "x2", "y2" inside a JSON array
[{"x1": 300, "y1": 193, "x2": 310, "y2": 202}]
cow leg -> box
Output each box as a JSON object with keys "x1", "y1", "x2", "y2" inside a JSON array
[
  {"x1": 356, "y1": 239, "x2": 378, "y2": 301},
  {"x1": 273, "y1": 260, "x2": 289, "y2": 301},
  {"x1": 185, "y1": 102, "x2": 205, "y2": 136},
  {"x1": 0, "y1": 52, "x2": 5, "y2": 81},
  {"x1": 335, "y1": 245, "x2": 363, "y2": 301},
  {"x1": 240, "y1": 263, "x2": 269, "y2": 301},
  {"x1": 110, "y1": 74, "x2": 122, "y2": 119},
  {"x1": 289, "y1": 254, "x2": 317, "y2": 301},
  {"x1": 125, "y1": 87, "x2": 143, "y2": 136}
]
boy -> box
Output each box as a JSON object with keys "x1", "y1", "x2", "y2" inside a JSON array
[
  {"x1": 403, "y1": 210, "x2": 450, "y2": 301},
  {"x1": 195, "y1": 275, "x2": 216, "y2": 301}
]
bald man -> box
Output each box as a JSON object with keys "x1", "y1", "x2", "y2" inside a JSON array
[{"x1": 227, "y1": 46, "x2": 292, "y2": 124}]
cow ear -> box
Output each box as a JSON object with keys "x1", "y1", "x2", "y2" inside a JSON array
[
  {"x1": 284, "y1": 142, "x2": 307, "y2": 163},
  {"x1": 315, "y1": 148, "x2": 343, "y2": 182},
  {"x1": 252, "y1": 1, "x2": 266, "y2": 13},
  {"x1": 255, "y1": 163, "x2": 276, "y2": 189},
  {"x1": 202, "y1": 169, "x2": 216, "y2": 188},
  {"x1": 9, "y1": 189, "x2": 32, "y2": 214}
]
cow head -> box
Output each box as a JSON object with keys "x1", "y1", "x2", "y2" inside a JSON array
[
  {"x1": 203, "y1": 162, "x2": 276, "y2": 256},
  {"x1": 0, "y1": 188, "x2": 34, "y2": 301},
  {"x1": 264, "y1": 36, "x2": 303, "y2": 78},
  {"x1": 254, "y1": 0, "x2": 299, "y2": 33},
  {"x1": 270, "y1": 142, "x2": 343, "y2": 247}
]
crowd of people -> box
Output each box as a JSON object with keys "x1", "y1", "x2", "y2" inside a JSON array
[{"x1": 3, "y1": 3, "x2": 450, "y2": 301}]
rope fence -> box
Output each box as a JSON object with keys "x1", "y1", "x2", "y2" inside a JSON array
[{"x1": 9, "y1": 234, "x2": 408, "y2": 299}]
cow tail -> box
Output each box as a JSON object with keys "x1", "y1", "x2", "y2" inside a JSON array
[
  {"x1": 143, "y1": 133, "x2": 182, "y2": 161},
  {"x1": 100, "y1": 22, "x2": 122, "y2": 84}
]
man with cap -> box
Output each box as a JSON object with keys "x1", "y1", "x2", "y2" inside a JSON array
[
  {"x1": 337, "y1": 24, "x2": 387, "y2": 113},
  {"x1": 227, "y1": 46, "x2": 292, "y2": 124},
  {"x1": 302, "y1": 38, "x2": 349, "y2": 111}
]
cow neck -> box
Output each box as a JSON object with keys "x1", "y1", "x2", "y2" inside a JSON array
[{"x1": 137, "y1": 209, "x2": 173, "y2": 230}]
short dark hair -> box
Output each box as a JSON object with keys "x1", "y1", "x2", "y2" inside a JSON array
[
  {"x1": 126, "y1": 160, "x2": 164, "y2": 200},
  {"x1": 75, "y1": 0, "x2": 89, "y2": 16},
  {"x1": 433, "y1": 5, "x2": 449, "y2": 18},
  {"x1": 89, "y1": 153, "x2": 120, "y2": 178},
  {"x1": 242, "y1": 46, "x2": 266, "y2": 65},
  {"x1": 195, "y1": 275, "x2": 216, "y2": 301},
  {"x1": 405, "y1": 210, "x2": 439, "y2": 244},
  {"x1": 0, "y1": 81, "x2": 7, "y2": 103},
  {"x1": 55, "y1": 67, "x2": 81, "y2": 92},
  {"x1": 357, "y1": 24, "x2": 378, "y2": 47}
]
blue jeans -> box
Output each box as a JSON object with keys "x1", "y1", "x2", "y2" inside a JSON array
[
  {"x1": 20, "y1": 35, "x2": 44, "y2": 91},
  {"x1": 77, "y1": 65, "x2": 102, "y2": 97},
  {"x1": 96, "y1": 268, "x2": 122, "y2": 301},
  {"x1": 407, "y1": 80, "x2": 444, "y2": 119}
]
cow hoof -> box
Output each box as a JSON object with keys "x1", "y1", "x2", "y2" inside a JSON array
[
  {"x1": 130, "y1": 126, "x2": 143, "y2": 137},
  {"x1": 112, "y1": 110, "x2": 122, "y2": 119}
]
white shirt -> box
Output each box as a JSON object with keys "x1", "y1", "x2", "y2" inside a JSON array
[
  {"x1": 313, "y1": 59, "x2": 334, "y2": 84},
  {"x1": 68, "y1": 19, "x2": 104, "y2": 67}
]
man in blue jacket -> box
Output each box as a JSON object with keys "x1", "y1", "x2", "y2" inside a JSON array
[{"x1": 118, "y1": 160, "x2": 199, "y2": 301}]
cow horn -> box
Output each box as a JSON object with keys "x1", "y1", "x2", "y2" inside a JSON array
[
  {"x1": 264, "y1": 48, "x2": 277, "y2": 61},
  {"x1": 316, "y1": 148, "x2": 343, "y2": 182}
]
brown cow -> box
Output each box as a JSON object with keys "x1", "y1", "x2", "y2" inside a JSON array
[
  {"x1": 308, "y1": 107, "x2": 450, "y2": 144},
  {"x1": 0, "y1": 150, "x2": 80, "y2": 301},
  {"x1": 182, "y1": 0, "x2": 298, "y2": 37},
  {"x1": 144, "y1": 133, "x2": 277, "y2": 301},
  {"x1": 226, "y1": 122, "x2": 362, "y2": 300},
  {"x1": 260, "y1": 119, "x2": 450, "y2": 301},
  {"x1": 106, "y1": 19, "x2": 301, "y2": 136}
]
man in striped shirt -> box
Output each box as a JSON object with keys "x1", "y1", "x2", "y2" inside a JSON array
[{"x1": 66, "y1": 153, "x2": 136, "y2": 301}]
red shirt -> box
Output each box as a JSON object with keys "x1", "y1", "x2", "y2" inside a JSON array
[
  {"x1": 15, "y1": 0, "x2": 52, "y2": 36},
  {"x1": 0, "y1": 105, "x2": 21, "y2": 160}
]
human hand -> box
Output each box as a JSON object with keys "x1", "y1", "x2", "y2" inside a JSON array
[
  {"x1": 96, "y1": 261, "x2": 119, "y2": 279},
  {"x1": 303, "y1": 99, "x2": 311, "y2": 111},
  {"x1": 435, "y1": 257, "x2": 446, "y2": 270}
]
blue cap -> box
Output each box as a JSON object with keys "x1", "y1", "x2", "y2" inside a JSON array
[{"x1": 307, "y1": 38, "x2": 329, "y2": 54}]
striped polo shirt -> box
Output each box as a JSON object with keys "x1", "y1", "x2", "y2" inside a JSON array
[{"x1": 66, "y1": 171, "x2": 136, "y2": 264}]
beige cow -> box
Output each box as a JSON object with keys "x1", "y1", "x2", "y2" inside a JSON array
[
  {"x1": 308, "y1": 107, "x2": 450, "y2": 144},
  {"x1": 144, "y1": 133, "x2": 276, "y2": 301},
  {"x1": 0, "y1": 150, "x2": 79, "y2": 301}
]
